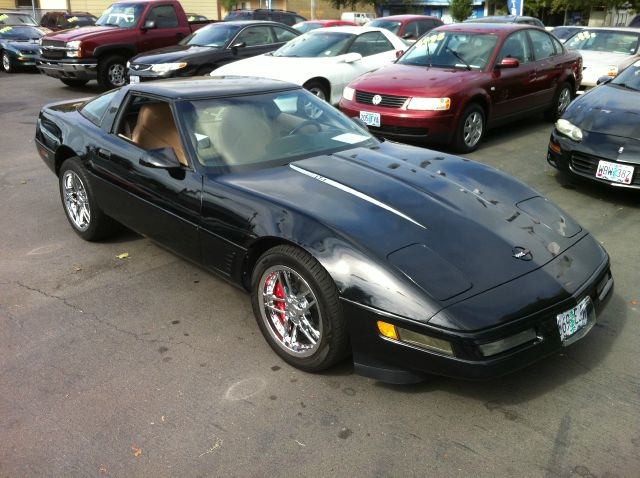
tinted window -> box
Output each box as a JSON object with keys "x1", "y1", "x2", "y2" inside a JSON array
[
  {"x1": 368, "y1": 20, "x2": 402, "y2": 35},
  {"x1": 273, "y1": 31, "x2": 353, "y2": 57},
  {"x1": 403, "y1": 21, "x2": 419, "y2": 39},
  {"x1": 235, "y1": 26, "x2": 275, "y2": 46},
  {"x1": 348, "y1": 31, "x2": 393, "y2": 57},
  {"x1": 294, "y1": 22, "x2": 322, "y2": 33},
  {"x1": 273, "y1": 26, "x2": 297, "y2": 42},
  {"x1": 496, "y1": 31, "x2": 533, "y2": 63},
  {"x1": 182, "y1": 23, "x2": 241, "y2": 47},
  {"x1": 417, "y1": 20, "x2": 438, "y2": 35},
  {"x1": 294, "y1": 16, "x2": 306, "y2": 24},
  {"x1": 148, "y1": 5, "x2": 179, "y2": 28},
  {"x1": 0, "y1": 26, "x2": 46, "y2": 40},
  {"x1": 0, "y1": 12, "x2": 37, "y2": 25},
  {"x1": 565, "y1": 30, "x2": 640, "y2": 54},
  {"x1": 528, "y1": 29, "x2": 556, "y2": 60},
  {"x1": 81, "y1": 91, "x2": 118, "y2": 126},
  {"x1": 550, "y1": 35, "x2": 564, "y2": 54}
]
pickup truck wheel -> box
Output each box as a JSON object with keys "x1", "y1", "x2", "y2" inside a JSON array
[
  {"x1": 60, "y1": 79, "x2": 89, "y2": 87},
  {"x1": 98, "y1": 55, "x2": 127, "y2": 89}
]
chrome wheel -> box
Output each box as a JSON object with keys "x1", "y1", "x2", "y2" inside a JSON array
[
  {"x1": 463, "y1": 111, "x2": 483, "y2": 148},
  {"x1": 557, "y1": 87, "x2": 571, "y2": 115},
  {"x1": 108, "y1": 63, "x2": 126, "y2": 87},
  {"x1": 2, "y1": 52, "x2": 11, "y2": 72},
  {"x1": 62, "y1": 170, "x2": 91, "y2": 231},
  {"x1": 258, "y1": 265, "x2": 322, "y2": 357}
]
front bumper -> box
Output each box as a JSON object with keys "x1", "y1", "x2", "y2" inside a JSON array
[
  {"x1": 339, "y1": 97, "x2": 455, "y2": 144},
  {"x1": 36, "y1": 57, "x2": 98, "y2": 80},
  {"x1": 345, "y1": 239, "x2": 613, "y2": 384},
  {"x1": 547, "y1": 128, "x2": 640, "y2": 189}
]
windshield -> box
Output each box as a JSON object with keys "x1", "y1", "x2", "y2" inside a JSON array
[
  {"x1": 611, "y1": 60, "x2": 640, "y2": 91},
  {"x1": 293, "y1": 22, "x2": 323, "y2": 33},
  {"x1": 179, "y1": 89, "x2": 376, "y2": 169},
  {"x1": 368, "y1": 20, "x2": 403, "y2": 35},
  {"x1": 181, "y1": 23, "x2": 241, "y2": 47},
  {"x1": 0, "y1": 12, "x2": 37, "y2": 25},
  {"x1": 552, "y1": 27, "x2": 581, "y2": 41},
  {"x1": 565, "y1": 30, "x2": 640, "y2": 55},
  {"x1": 65, "y1": 15, "x2": 97, "y2": 27},
  {"x1": 398, "y1": 31, "x2": 499, "y2": 70},
  {"x1": 0, "y1": 25, "x2": 45, "y2": 40},
  {"x1": 273, "y1": 31, "x2": 353, "y2": 57},
  {"x1": 95, "y1": 3, "x2": 145, "y2": 28}
]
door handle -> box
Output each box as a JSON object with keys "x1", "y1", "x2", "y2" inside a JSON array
[{"x1": 97, "y1": 148, "x2": 112, "y2": 159}]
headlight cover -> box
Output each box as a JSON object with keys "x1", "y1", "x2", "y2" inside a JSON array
[
  {"x1": 66, "y1": 40, "x2": 82, "y2": 58},
  {"x1": 150, "y1": 62, "x2": 187, "y2": 73},
  {"x1": 555, "y1": 118, "x2": 583, "y2": 142},
  {"x1": 406, "y1": 97, "x2": 451, "y2": 111},
  {"x1": 342, "y1": 86, "x2": 355, "y2": 101}
]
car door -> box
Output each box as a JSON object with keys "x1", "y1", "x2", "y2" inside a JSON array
[
  {"x1": 489, "y1": 30, "x2": 539, "y2": 121},
  {"x1": 88, "y1": 93, "x2": 202, "y2": 262},
  {"x1": 527, "y1": 29, "x2": 562, "y2": 107},
  {"x1": 139, "y1": 3, "x2": 187, "y2": 51},
  {"x1": 230, "y1": 25, "x2": 279, "y2": 60}
]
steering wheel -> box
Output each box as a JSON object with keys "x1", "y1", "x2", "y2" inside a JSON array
[{"x1": 288, "y1": 120, "x2": 322, "y2": 136}]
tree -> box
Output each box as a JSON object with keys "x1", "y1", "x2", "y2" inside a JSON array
[
  {"x1": 450, "y1": 0, "x2": 474, "y2": 21},
  {"x1": 220, "y1": 0, "x2": 238, "y2": 14}
]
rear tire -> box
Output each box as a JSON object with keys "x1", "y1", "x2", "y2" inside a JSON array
[
  {"x1": 452, "y1": 103, "x2": 485, "y2": 153},
  {"x1": 251, "y1": 245, "x2": 349, "y2": 372},
  {"x1": 97, "y1": 55, "x2": 127, "y2": 89},
  {"x1": 60, "y1": 79, "x2": 89, "y2": 87},
  {"x1": 58, "y1": 157, "x2": 119, "y2": 241},
  {"x1": 545, "y1": 82, "x2": 573, "y2": 121}
]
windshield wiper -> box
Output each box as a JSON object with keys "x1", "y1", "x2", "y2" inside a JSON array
[{"x1": 446, "y1": 46, "x2": 471, "y2": 70}]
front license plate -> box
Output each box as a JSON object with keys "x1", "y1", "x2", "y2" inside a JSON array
[
  {"x1": 595, "y1": 160, "x2": 634, "y2": 184},
  {"x1": 129, "y1": 75, "x2": 140, "y2": 84},
  {"x1": 359, "y1": 111, "x2": 380, "y2": 127},
  {"x1": 557, "y1": 296, "x2": 594, "y2": 344}
]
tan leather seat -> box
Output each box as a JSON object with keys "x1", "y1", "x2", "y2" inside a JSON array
[
  {"x1": 211, "y1": 105, "x2": 272, "y2": 166},
  {"x1": 131, "y1": 102, "x2": 188, "y2": 166}
]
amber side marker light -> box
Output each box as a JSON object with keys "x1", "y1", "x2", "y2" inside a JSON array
[
  {"x1": 549, "y1": 141, "x2": 561, "y2": 154},
  {"x1": 377, "y1": 321, "x2": 453, "y2": 355}
]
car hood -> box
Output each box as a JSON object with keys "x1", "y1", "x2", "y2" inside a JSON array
[
  {"x1": 349, "y1": 63, "x2": 485, "y2": 96},
  {"x1": 1, "y1": 39, "x2": 40, "y2": 50},
  {"x1": 564, "y1": 83, "x2": 640, "y2": 139},
  {"x1": 225, "y1": 141, "x2": 587, "y2": 310},
  {"x1": 215, "y1": 54, "x2": 339, "y2": 81},
  {"x1": 132, "y1": 44, "x2": 221, "y2": 64},
  {"x1": 42, "y1": 25, "x2": 123, "y2": 42},
  {"x1": 579, "y1": 50, "x2": 632, "y2": 68}
]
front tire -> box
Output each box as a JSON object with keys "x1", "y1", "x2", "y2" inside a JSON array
[
  {"x1": 97, "y1": 55, "x2": 127, "y2": 89},
  {"x1": 60, "y1": 78, "x2": 89, "y2": 87},
  {"x1": 453, "y1": 103, "x2": 485, "y2": 153},
  {"x1": 58, "y1": 158, "x2": 118, "y2": 241},
  {"x1": 545, "y1": 82, "x2": 573, "y2": 121},
  {"x1": 251, "y1": 245, "x2": 349, "y2": 372},
  {"x1": 2, "y1": 51, "x2": 15, "y2": 73},
  {"x1": 303, "y1": 80, "x2": 329, "y2": 102}
]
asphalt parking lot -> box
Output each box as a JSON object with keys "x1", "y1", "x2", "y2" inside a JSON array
[{"x1": 1, "y1": 71, "x2": 639, "y2": 477}]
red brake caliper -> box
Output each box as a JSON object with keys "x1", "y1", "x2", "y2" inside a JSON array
[{"x1": 274, "y1": 278, "x2": 287, "y2": 324}]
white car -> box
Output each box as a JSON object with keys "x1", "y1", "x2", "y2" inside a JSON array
[
  {"x1": 213, "y1": 26, "x2": 407, "y2": 105},
  {"x1": 564, "y1": 27, "x2": 640, "y2": 90}
]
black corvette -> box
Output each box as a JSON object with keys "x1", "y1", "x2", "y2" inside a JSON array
[
  {"x1": 548, "y1": 60, "x2": 640, "y2": 188},
  {"x1": 127, "y1": 21, "x2": 299, "y2": 82},
  {"x1": 35, "y1": 77, "x2": 613, "y2": 383}
]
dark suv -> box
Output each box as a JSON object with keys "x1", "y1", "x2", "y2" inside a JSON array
[
  {"x1": 40, "y1": 11, "x2": 97, "y2": 31},
  {"x1": 224, "y1": 9, "x2": 305, "y2": 26}
]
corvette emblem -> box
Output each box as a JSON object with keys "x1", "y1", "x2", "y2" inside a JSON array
[
  {"x1": 512, "y1": 247, "x2": 533, "y2": 261},
  {"x1": 618, "y1": 146, "x2": 624, "y2": 154},
  {"x1": 372, "y1": 94, "x2": 382, "y2": 105}
]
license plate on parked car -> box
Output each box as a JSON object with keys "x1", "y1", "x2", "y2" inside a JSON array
[
  {"x1": 596, "y1": 160, "x2": 634, "y2": 184},
  {"x1": 359, "y1": 111, "x2": 380, "y2": 127},
  {"x1": 557, "y1": 296, "x2": 594, "y2": 344},
  {"x1": 129, "y1": 75, "x2": 140, "y2": 84}
]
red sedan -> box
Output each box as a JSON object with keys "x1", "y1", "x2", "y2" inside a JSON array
[
  {"x1": 340, "y1": 24, "x2": 583, "y2": 152},
  {"x1": 293, "y1": 19, "x2": 358, "y2": 33},
  {"x1": 368, "y1": 15, "x2": 443, "y2": 41}
]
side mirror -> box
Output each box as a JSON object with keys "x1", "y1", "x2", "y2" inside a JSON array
[
  {"x1": 139, "y1": 148, "x2": 182, "y2": 169},
  {"x1": 342, "y1": 52, "x2": 362, "y2": 63},
  {"x1": 230, "y1": 41, "x2": 246, "y2": 49},
  {"x1": 143, "y1": 19, "x2": 156, "y2": 30},
  {"x1": 395, "y1": 49, "x2": 405, "y2": 59},
  {"x1": 596, "y1": 75, "x2": 613, "y2": 85},
  {"x1": 497, "y1": 57, "x2": 519, "y2": 69}
]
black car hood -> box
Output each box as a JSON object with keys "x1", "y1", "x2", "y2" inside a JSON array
[
  {"x1": 132, "y1": 44, "x2": 221, "y2": 64},
  {"x1": 565, "y1": 84, "x2": 640, "y2": 140},
  {"x1": 1, "y1": 40, "x2": 40, "y2": 50},
  {"x1": 225, "y1": 141, "x2": 587, "y2": 308}
]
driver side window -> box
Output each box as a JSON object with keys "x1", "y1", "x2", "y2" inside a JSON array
[
  {"x1": 116, "y1": 95, "x2": 189, "y2": 166},
  {"x1": 348, "y1": 32, "x2": 393, "y2": 57},
  {"x1": 496, "y1": 31, "x2": 533, "y2": 64},
  {"x1": 147, "y1": 5, "x2": 179, "y2": 28},
  {"x1": 235, "y1": 26, "x2": 275, "y2": 46}
]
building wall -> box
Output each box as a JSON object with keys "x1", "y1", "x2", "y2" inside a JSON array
[
  {"x1": 67, "y1": 0, "x2": 220, "y2": 20},
  {"x1": 0, "y1": 0, "x2": 16, "y2": 9},
  {"x1": 287, "y1": 0, "x2": 375, "y2": 20}
]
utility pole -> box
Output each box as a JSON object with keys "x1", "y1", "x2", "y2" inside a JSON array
[{"x1": 311, "y1": 0, "x2": 316, "y2": 19}]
